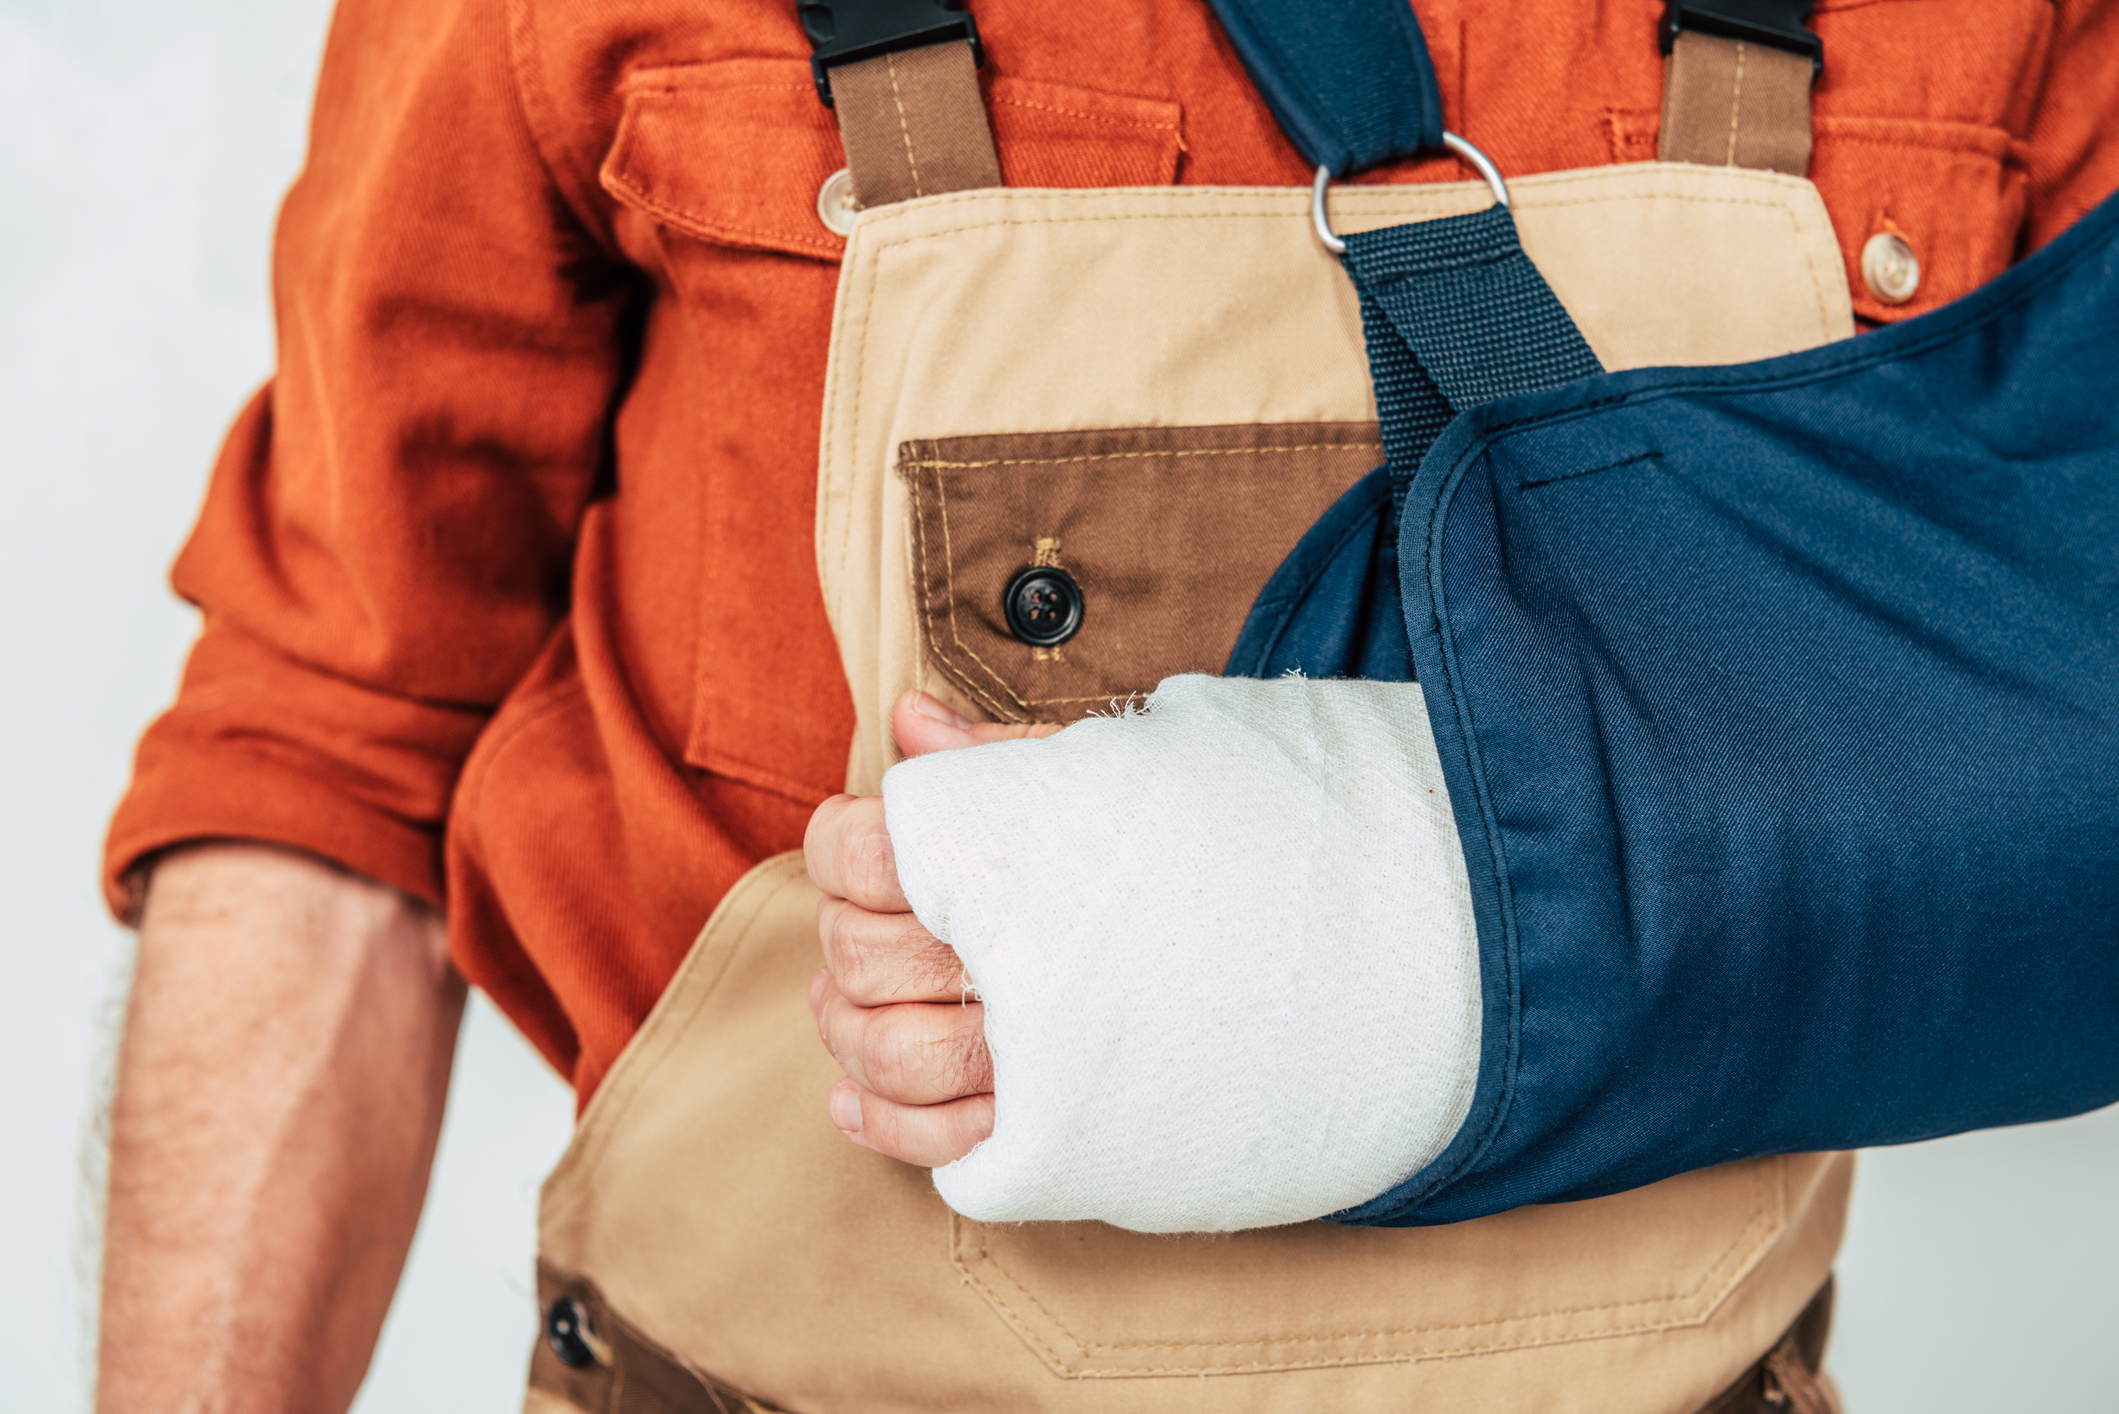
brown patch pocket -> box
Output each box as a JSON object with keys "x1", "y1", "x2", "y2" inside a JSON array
[
  {"x1": 600, "y1": 61, "x2": 1185, "y2": 263},
  {"x1": 898, "y1": 423, "x2": 1381, "y2": 724}
]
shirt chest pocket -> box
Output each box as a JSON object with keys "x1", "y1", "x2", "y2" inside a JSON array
[
  {"x1": 589, "y1": 60, "x2": 1186, "y2": 807},
  {"x1": 599, "y1": 58, "x2": 1185, "y2": 263}
]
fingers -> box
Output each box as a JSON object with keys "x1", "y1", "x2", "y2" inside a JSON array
[
  {"x1": 829, "y1": 1079, "x2": 994, "y2": 1167},
  {"x1": 803, "y1": 794, "x2": 908, "y2": 912},
  {"x1": 816, "y1": 897, "x2": 970, "y2": 1005},
  {"x1": 801, "y1": 691, "x2": 1045, "y2": 1171},
  {"x1": 892, "y1": 691, "x2": 1066, "y2": 759},
  {"x1": 810, "y1": 969, "x2": 992, "y2": 1105},
  {"x1": 807, "y1": 963, "x2": 994, "y2": 1167},
  {"x1": 806, "y1": 694, "x2": 1064, "y2": 907}
]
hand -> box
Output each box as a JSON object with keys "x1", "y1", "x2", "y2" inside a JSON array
[{"x1": 804, "y1": 692, "x2": 1059, "y2": 1166}]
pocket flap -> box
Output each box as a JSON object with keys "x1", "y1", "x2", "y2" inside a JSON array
[
  {"x1": 1811, "y1": 117, "x2": 2027, "y2": 323},
  {"x1": 601, "y1": 62, "x2": 1184, "y2": 261},
  {"x1": 899, "y1": 424, "x2": 1380, "y2": 724}
]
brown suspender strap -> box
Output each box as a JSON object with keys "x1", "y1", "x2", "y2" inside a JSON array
[
  {"x1": 1658, "y1": 30, "x2": 1815, "y2": 176},
  {"x1": 829, "y1": 40, "x2": 1001, "y2": 209}
]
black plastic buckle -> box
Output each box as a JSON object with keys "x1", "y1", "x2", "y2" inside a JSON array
[
  {"x1": 1660, "y1": 0, "x2": 1822, "y2": 76},
  {"x1": 799, "y1": 0, "x2": 983, "y2": 107}
]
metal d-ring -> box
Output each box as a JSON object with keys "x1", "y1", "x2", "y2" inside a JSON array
[{"x1": 1311, "y1": 131, "x2": 1511, "y2": 255}]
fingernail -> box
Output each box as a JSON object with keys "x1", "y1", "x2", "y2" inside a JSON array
[
  {"x1": 910, "y1": 693, "x2": 973, "y2": 730},
  {"x1": 829, "y1": 1082, "x2": 863, "y2": 1136}
]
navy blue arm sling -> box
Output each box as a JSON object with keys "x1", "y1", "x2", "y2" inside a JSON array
[{"x1": 1210, "y1": 0, "x2": 2119, "y2": 1226}]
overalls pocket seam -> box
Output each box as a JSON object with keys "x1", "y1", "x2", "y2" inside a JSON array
[{"x1": 896, "y1": 427, "x2": 1383, "y2": 722}]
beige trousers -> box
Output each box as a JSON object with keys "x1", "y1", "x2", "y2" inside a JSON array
[{"x1": 530, "y1": 166, "x2": 1858, "y2": 1414}]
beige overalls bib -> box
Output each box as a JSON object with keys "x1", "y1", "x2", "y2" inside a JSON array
[{"x1": 528, "y1": 34, "x2": 1856, "y2": 1414}]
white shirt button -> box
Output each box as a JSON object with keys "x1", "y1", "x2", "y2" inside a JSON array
[
  {"x1": 1861, "y1": 231, "x2": 1921, "y2": 305},
  {"x1": 817, "y1": 167, "x2": 860, "y2": 237}
]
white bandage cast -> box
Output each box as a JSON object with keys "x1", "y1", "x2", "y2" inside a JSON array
[{"x1": 881, "y1": 674, "x2": 1481, "y2": 1233}]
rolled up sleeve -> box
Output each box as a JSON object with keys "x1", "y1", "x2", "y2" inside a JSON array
[{"x1": 104, "y1": 0, "x2": 633, "y2": 916}]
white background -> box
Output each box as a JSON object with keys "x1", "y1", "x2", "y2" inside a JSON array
[{"x1": 2, "y1": 0, "x2": 2114, "y2": 1409}]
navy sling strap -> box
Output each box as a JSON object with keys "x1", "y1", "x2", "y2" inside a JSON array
[
  {"x1": 1346, "y1": 182, "x2": 2119, "y2": 1226},
  {"x1": 1227, "y1": 205, "x2": 1604, "y2": 680},
  {"x1": 1201, "y1": 0, "x2": 2119, "y2": 1226},
  {"x1": 1204, "y1": 0, "x2": 1605, "y2": 683},
  {"x1": 1343, "y1": 206, "x2": 1603, "y2": 495}
]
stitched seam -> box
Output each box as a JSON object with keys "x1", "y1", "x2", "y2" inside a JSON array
[
  {"x1": 913, "y1": 467, "x2": 1020, "y2": 720},
  {"x1": 1392, "y1": 436, "x2": 1530, "y2": 1206},
  {"x1": 957, "y1": 1273, "x2": 1772, "y2": 1371},
  {"x1": 1811, "y1": 115, "x2": 2017, "y2": 159},
  {"x1": 931, "y1": 476, "x2": 1132, "y2": 710},
  {"x1": 606, "y1": 173, "x2": 843, "y2": 257},
  {"x1": 830, "y1": 242, "x2": 888, "y2": 682},
  {"x1": 1519, "y1": 450, "x2": 1663, "y2": 491},
  {"x1": 618, "y1": 80, "x2": 1174, "y2": 121},
  {"x1": 1498, "y1": 192, "x2": 1790, "y2": 213},
  {"x1": 961, "y1": 1234, "x2": 1095, "y2": 1365},
  {"x1": 910, "y1": 434, "x2": 1385, "y2": 706},
  {"x1": 933, "y1": 472, "x2": 1026, "y2": 713},
  {"x1": 952, "y1": 1217, "x2": 1095, "y2": 1370},
  {"x1": 1726, "y1": 41, "x2": 1746, "y2": 167},
  {"x1": 858, "y1": 191, "x2": 1827, "y2": 259},
  {"x1": 905, "y1": 490, "x2": 930, "y2": 703},
  {"x1": 877, "y1": 186, "x2": 1803, "y2": 215},
  {"x1": 949, "y1": 1319, "x2": 1746, "y2": 1376},
  {"x1": 622, "y1": 81, "x2": 818, "y2": 97},
  {"x1": 1797, "y1": 202, "x2": 1835, "y2": 344},
  {"x1": 960, "y1": 1162, "x2": 1777, "y2": 1356},
  {"x1": 635, "y1": 176, "x2": 1799, "y2": 262},
  {"x1": 914, "y1": 447, "x2": 1380, "y2": 711},
  {"x1": 688, "y1": 742, "x2": 840, "y2": 804},
  {"x1": 886, "y1": 52, "x2": 924, "y2": 199},
  {"x1": 989, "y1": 95, "x2": 1183, "y2": 135},
  {"x1": 904, "y1": 442, "x2": 1380, "y2": 470},
  {"x1": 840, "y1": 169, "x2": 1815, "y2": 224},
  {"x1": 903, "y1": 455, "x2": 1009, "y2": 717}
]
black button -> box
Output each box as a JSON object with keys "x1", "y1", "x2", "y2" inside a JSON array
[
  {"x1": 545, "y1": 1296, "x2": 597, "y2": 1369},
  {"x1": 1003, "y1": 566, "x2": 1084, "y2": 647}
]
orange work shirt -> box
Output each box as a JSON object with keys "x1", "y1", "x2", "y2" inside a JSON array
[{"x1": 106, "y1": 0, "x2": 2119, "y2": 1104}]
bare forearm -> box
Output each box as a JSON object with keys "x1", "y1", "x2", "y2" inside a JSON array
[{"x1": 98, "y1": 843, "x2": 465, "y2": 1414}]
